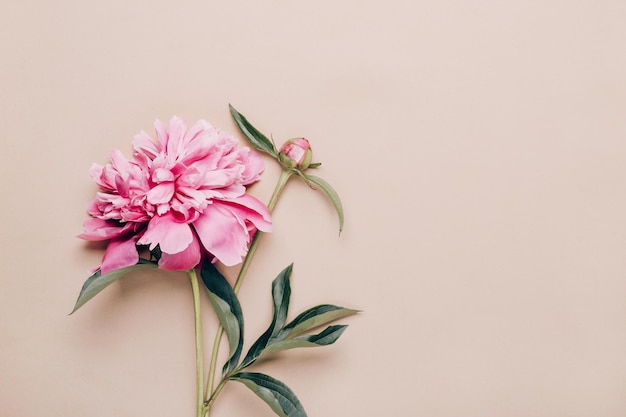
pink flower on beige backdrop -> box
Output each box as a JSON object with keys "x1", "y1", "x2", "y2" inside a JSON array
[
  {"x1": 72, "y1": 106, "x2": 354, "y2": 417},
  {"x1": 79, "y1": 116, "x2": 271, "y2": 273}
]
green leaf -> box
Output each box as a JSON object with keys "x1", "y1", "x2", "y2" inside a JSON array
[
  {"x1": 269, "y1": 264, "x2": 292, "y2": 334},
  {"x1": 240, "y1": 264, "x2": 293, "y2": 368},
  {"x1": 70, "y1": 260, "x2": 157, "y2": 314},
  {"x1": 307, "y1": 162, "x2": 322, "y2": 169},
  {"x1": 303, "y1": 175, "x2": 344, "y2": 233},
  {"x1": 230, "y1": 372, "x2": 307, "y2": 417},
  {"x1": 150, "y1": 246, "x2": 162, "y2": 262},
  {"x1": 229, "y1": 104, "x2": 277, "y2": 157},
  {"x1": 278, "y1": 304, "x2": 359, "y2": 339},
  {"x1": 201, "y1": 261, "x2": 244, "y2": 376},
  {"x1": 261, "y1": 325, "x2": 348, "y2": 356}
]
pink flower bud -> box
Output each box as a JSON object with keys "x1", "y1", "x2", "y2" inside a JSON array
[{"x1": 279, "y1": 138, "x2": 312, "y2": 170}]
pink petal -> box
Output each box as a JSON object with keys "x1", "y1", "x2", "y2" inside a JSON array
[
  {"x1": 115, "y1": 173, "x2": 130, "y2": 198},
  {"x1": 154, "y1": 119, "x2": 169, "y2": 149},
  {"x1": 147, "y1": 182, "x2": 175, "y2": 205},
  {"x1": 193, "y1": 204, "x2": 248, "y2": 266},
  {"x1": 89, "y1": 163, "x2": 107, "y2": 187},
  {"x1": 180, "y1": 121, "x2": 215, "y2": 165},
  {"x1": 166, "y1": 116, "x2": 186, "y2": 159},
  {"x1": 86, "y1": 199, "x2": 103, "y2": 218},
  {"x1": 78, "y1": 218, "x2": 135, "y2": 241},
  {"x1": 152, "y1": 167, "x2": 175, "y2": 183},
  {"x1": 176, "y1": 186, "x2": 207, "y2": 208},
  {"x1": 221, "y1": 194, "x2": 272, "y2": 232},
  {"x1": 100, "y1": 236, "x2": 139, "y2": 274},
  {"x1": 158, "y1": 233, "x2": 201, "y2": 270},
  {"x1": 133, "y1": 130, "x2": 160, "y2": 159},
  {"x1": 122, "y1": 210, "x2": 150, "y2": 222},
  {"x1": 286, "y1": 145, "x2": 305, "y2": 162},
  {"x1": 137, "y1": 213, "x2": 193, "y2": 254},
  {"x1": 177, "y1": 167, "x2": 202, "y2": 188},
  {"x1": 207, "y1": 184, "x2": 245, "y2": 199},
  {"x1": 239, "y1": 148, "x2": 264, "y2": 185},
  {"x1": 182, "y1": 119, "x2": 208, "y2": 145},
  {"x1": 109, "y1": 149, "x2": 132, "y2": 173},
  {"x1": 200, "y1": 169, "x2": 237, "y2": 188}
]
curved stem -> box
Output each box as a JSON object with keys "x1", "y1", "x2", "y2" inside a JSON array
[
  {"x1": 204, "y1": 322, "x2": 221, "y2": 410},
  {"x1": 203, "y1": 169, "x2": 293, "y2": 410},
  {"x1": 188, "y1": 269, "x2": 205, "y2": 417}
]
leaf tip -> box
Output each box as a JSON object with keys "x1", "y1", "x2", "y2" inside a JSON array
[{"x1": 69, "y1": 297, "x2": 84, "y2": 315}]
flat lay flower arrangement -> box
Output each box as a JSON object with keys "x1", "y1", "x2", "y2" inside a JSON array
[{"x1": 72, "y1": 105, "x2": 357, "y2": 417}]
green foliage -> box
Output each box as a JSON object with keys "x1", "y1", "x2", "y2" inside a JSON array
[
  {"x1": 230, "y1": 373, "x2": 307, "y2": 417},
  {"x1": 240, "y1": 264, "x2": 293, "y2": 368},
  {"x1": 278, "y1": 304, "x2": 360, "y2": 339},
  {"x1": 229, "y1": 104, "x2": 277, "y2": 157},
  {"x1": 260, "y1": 325, "x2": 348, "y2": 356},
  {"x1": 201, "y1": 261, "x2": 244, "y2": 376},
  {"x1": 232, "y1": 264, "x2": 356, "y2": 371},
  {"x1": 303, "y1": 174, "x2": 344, "y2": 233},
  {"x1": 229, "y1": 104, "x2": 344, "y2": 235},
  {"x1": 70, "y1": 260, "x2": 157, "y2": 314},
  {"x1": 201, "y1": 262, "x2": 358, "y2": 416}
]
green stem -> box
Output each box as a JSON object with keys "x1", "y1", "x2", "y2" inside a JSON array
[
  {"x1": 203, "y1": 169, "x2": 293, "y2": 414},
  {"x1": 234, "y1": 169, "x2": 291, "y2": 293},
  {"x1": 188, "y1": 269, "x2": 205, "y2": 417},
  {"x1": 204, "y1": 379, "x2": 227, "y2": 413}
]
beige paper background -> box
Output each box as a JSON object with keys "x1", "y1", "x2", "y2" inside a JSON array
[{"x1": 1, "y1": 1, "x2": 625, "y2": 416}]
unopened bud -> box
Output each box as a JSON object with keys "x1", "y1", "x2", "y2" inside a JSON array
[{"x1": 278, "y1": 138, "x2": 312, "y2": 170}]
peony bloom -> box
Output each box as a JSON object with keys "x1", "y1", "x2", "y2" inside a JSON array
[
  {"x1": 279, "y1": 138, "x2": 312, "y2": 170},
  {"x1": 79, "y1": 117, "x2": 271, "y2": 273}
]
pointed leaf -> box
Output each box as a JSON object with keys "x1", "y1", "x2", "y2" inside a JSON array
[
  {"x1": 229, "y1": 104, "x2": 277, "y2": 157},
  {"x1": 240, "y1": 264, "x2": 293, "y2": 368},
  {"x1": 261, "y1": 325, "x2": 348, "y2": 356},
  {"x1": 269, "y1": 264, "x2": 292, "y2": 334},
  {"x1": 201, "y1": 260, "x2": 244, "y2": 376},
  {"x1": 230, "y1": 372, "x2": 307, "y2": 417},
  {"x1": 70, "y1": 260, "x2": 157, "y2": 314},
  {"x1": 278, "y1": 304, "x2": 359, "y2": 339},
  {"x1": 303, "y1": 175, "x2": 344, "y2": 233}
]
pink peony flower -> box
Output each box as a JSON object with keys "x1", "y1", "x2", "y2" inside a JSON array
[
  {"x1": 79, "y1": 117, "x2": 272, "y2": 273},
  {"x1": 279, "y1": 138, "x2": 312, "y2": 169}
]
